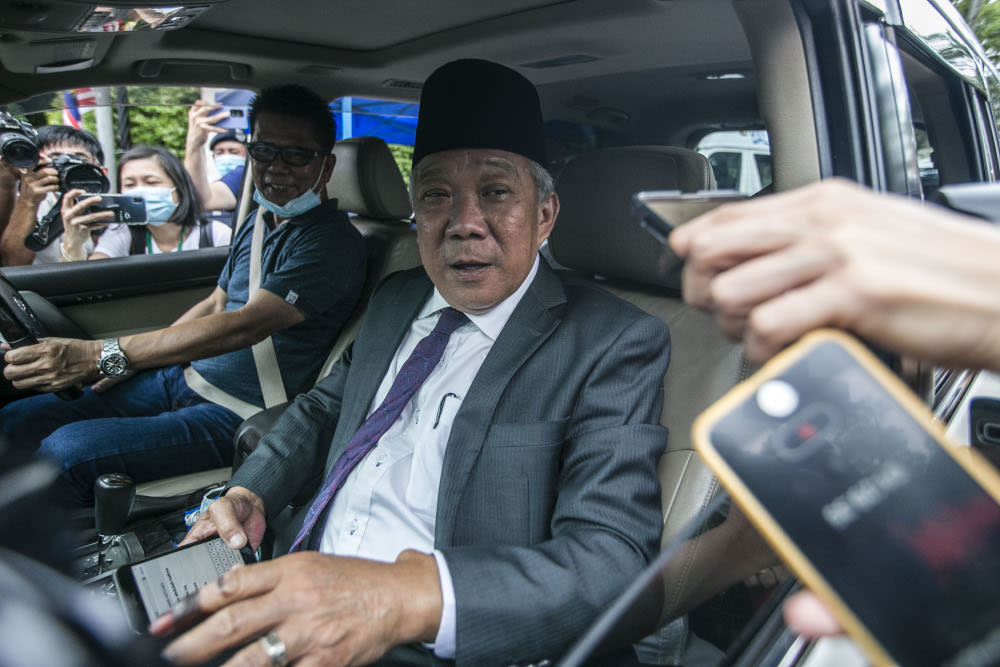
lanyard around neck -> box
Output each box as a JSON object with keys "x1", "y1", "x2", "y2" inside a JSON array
[{"x1": 146, "y1": 225, "x2": 187, "y2": 254}]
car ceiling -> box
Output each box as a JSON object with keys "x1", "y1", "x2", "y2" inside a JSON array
[{"x1": 0, "y1": 0, "x2": 758, "y2": 142}]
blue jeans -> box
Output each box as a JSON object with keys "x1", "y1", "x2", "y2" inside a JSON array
[{"x1": 0, "y1": 365, "x2": 242, "y2": 504}]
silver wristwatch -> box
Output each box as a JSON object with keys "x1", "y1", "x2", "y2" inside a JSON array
[{"x1": 98, "y1": 338, "x2": 129, "y2": 377}]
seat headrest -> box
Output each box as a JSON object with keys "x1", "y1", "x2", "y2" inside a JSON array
[
  {"x1": 327, "y1": 137, "x2": 413, "y2": 220},
  {"x1": 549, "y1": 146, "x2": 715, "y2": 290}
]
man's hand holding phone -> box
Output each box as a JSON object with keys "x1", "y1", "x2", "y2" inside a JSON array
[
  {"x1": 59, "y1": 188, "x2": 115, "y2": 261},
  {"x1": 186, "y1": 100, "x2": 240, "y2": 153}
]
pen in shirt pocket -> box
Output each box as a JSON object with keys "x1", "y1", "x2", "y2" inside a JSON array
[{"x1": 433, "y1": 392, "x2": 460, "y2": 428}]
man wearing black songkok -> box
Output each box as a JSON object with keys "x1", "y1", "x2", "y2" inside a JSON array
[{"x1": 164, "y1": 59, "x2": 670, "y2": 666}]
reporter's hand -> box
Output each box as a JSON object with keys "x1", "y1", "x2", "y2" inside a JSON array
[
  {"x1": 2, "y1": 337, "x2": 100, "y2": 391},
  {"x1": 186, "y1": 100, "x2": 229, "y2": 153},
  {"x1": 669, "y1": 179, "x2": 1000, "y2": 370},
  {"x1": 156, "y1": 550, "x2": 443, "y2": 667},
  {"x1": 181, "y1": 485, "x2": 267, "y2": 551},
  {"x1": 59, "y1": 187, "x2": 113, "y2": 260},
  {"x1": 783, "y1": 590, "x2": 843, "y2": 638}
]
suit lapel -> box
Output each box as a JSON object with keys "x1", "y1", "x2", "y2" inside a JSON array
[
  {"x1": 435, "y1": 259, "x2": 567, "y2": 546},
  {"x1": 324, "y1": 270, "x2": 433, "y2": 472}
]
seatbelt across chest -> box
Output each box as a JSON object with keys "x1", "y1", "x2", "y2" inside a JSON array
[
  {"x1": 184, "y1": 207, "x2": 289, "y2": 418},
  {"x1": 247, "y1": 208, "x2": 289, "y2": 407}
]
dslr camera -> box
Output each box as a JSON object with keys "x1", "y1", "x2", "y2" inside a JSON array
[
  {"x1": 0, "y1": 110, "x2": 39, "y2": 169},
  {"x1": 48, "y1": 153, "x2": 109, "y2": 194}
]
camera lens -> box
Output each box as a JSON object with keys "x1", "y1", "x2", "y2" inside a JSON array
[
  {"x1": 58, "y1": 159, "x2": 109, "y2": 194},
  {"x1": 0, "y1": 133, "x2": 40, "y2": 169}
]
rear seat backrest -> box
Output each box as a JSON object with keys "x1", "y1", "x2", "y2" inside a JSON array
[
  {"x1": 549, "y1": 146, "x2": 751, "y2": 632},
  {"x1": 317, "y1": 137, "x2": 421, "y2": 377}
]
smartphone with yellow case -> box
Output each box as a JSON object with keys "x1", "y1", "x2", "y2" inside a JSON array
[{"x1": 692, "y1": 329, "x2": 1000, "y2": 667}]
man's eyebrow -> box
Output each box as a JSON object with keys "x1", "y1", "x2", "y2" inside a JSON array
[
  {"x1": 480, "y1": 157, "x2": 519, "y2": 176},
  {"x1": 413, "y1": 165, "x2": 445, "y2": 185}
]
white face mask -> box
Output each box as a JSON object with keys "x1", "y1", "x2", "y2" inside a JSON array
[
  {"x1": 214, "y1": 154, "x2": 244, "y2": 177},
  {"x1": 252, "y1": 164, "x2": 326, "y2": 219},
  {"x1": 122, "y1": 185, "x2": 178, "y2": 226}
]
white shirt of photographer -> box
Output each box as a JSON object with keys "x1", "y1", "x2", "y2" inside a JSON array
[
  {"x1": 92, "y1": 221, "x2": 231, "y2": 258},
  {"x1": 319, "y1": 256, "x2": 540, "y2": 659}
]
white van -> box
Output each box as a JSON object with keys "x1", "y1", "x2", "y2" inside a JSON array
[{"x1": 697, "y1": 130, "x2": 772, "y2": 195}]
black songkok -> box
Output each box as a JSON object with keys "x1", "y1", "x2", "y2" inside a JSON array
[{"x1": 411, "y1": 59, "x2": 547, "y2": 169}]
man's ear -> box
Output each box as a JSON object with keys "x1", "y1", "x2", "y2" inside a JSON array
[{"x1": 536, "y1": 191, "x2": 559, "y2": 245}]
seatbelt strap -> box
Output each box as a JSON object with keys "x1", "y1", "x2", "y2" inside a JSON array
[
  {"x1": 185, "y1": 206, "x2": 288, "y2": 416},
  {"x1": 183, "y1": 365, "x2": 263, "y2": 420},
  {"x1": 248, "y1": 207, "x2": 289, "y2": 408}
]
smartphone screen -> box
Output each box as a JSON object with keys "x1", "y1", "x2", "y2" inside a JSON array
[
  {"x1": 114, "y1": 537, "x2": 254, "y2": 630},
  {"x1": 696, "y1": 332, "x2": 1000, "y2": 666}
]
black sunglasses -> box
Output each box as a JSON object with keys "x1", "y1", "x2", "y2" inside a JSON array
[{"x1": 248, "y1": 142, "x2": 326, "y2": 167}]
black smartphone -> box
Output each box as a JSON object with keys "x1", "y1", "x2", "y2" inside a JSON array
[
  {"x1": 74, "y1": 194, "x2": 147, "y2": 225},
  {"x1": 632, "y1": 190, "x2": 745, "y2": 244},
  {"x1": 693, "y1": 329, "x2": 1000, "y2": 667},
  {"x1": 214, "y1": 106, "x2": 249, "y2": 131},
  {"x1": 113, "y1": 536, "x2": 256, "y2": 633}
]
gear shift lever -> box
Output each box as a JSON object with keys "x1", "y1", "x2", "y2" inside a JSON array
[{"x1": 94, "y1": 473, "x2": 135, "y2": 573}]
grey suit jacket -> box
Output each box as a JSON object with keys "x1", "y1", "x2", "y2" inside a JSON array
[{"x1": 231, "y1": 258, "x2": 671, "y2": 665}]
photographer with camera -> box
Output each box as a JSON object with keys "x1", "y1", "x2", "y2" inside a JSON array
[
  {"x1": 61, "y1": 145, "x2": 230, "y2": 261},
  {"x1": 0, "y1": 124, "x2": 110, "y2": 266}
]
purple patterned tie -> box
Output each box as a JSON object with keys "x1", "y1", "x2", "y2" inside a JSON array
[{"x1": 288, "y1": 307, "x2": 468, "y2": 552}]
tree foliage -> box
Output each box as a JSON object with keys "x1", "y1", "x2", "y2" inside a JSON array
[
  {"x1": 388, "y1": 144, "x2": 413, "y2": 188},
  {"x1": 36, "y1": 86, "x2": 199, "y2": 161},
  {"x1": 952, "y1": 0, "x2": 1000, "y2": 61}
]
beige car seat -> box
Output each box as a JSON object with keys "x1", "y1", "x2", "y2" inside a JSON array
[{"x1": 549, "y1": 145, "x2": 753, "y2": 663}]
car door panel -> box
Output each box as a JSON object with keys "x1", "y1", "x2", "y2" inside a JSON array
[{"x1": 0, "y1": 249, "x2": 226, "y2": 405}]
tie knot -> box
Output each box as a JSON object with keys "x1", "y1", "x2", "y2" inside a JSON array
[{"x1": 434, "y1": 307, "x2": 468, "y2": 336}]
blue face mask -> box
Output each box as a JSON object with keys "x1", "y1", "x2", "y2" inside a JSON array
[
  {"x1": 124, "y1": 186, "x2": 177, "y2": 226},
  {"x1": 214, "y1": 154, "x2": 244, "y2": 178},
  {"x1": 253, "y1": 165, "x2": 326, "y2": 219}
]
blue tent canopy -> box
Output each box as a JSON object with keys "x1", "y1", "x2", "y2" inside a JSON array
[
  {"x1": 211, "y1": 92, "x2": 418, "y2": 147},
  {"x1": 331, "y1": 97, "x2": 418, "y2": 146}
]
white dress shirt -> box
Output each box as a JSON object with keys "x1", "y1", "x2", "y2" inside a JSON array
[{"x1": 318, "y1": 256, "x2": 540, "y2": 658}]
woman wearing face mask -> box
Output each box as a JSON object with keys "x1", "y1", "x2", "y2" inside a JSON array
[{"x1": 61, "y1": 145, "x2": 231, "y2": 261}]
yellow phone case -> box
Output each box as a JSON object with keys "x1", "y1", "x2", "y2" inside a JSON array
[{"x1": 692, "y1": 329, "x2": 1000, "y2": 666}]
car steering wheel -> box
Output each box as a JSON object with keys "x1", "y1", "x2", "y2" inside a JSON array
[{"x1": 0, "y1": 271, "x2": 83, "y2": 401}]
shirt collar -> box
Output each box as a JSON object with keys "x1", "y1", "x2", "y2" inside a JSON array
[{"x1": 418, "y1": 254, "x2": 541, "y2": 341}]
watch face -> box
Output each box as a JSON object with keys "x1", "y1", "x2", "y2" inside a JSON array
[{"x1": 101, "y1": 354, "x2": 128, "y2": 377}]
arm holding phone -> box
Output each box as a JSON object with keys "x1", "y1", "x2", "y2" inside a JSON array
[
  {"x1": 58, "y1": 188, "x2": 115, "y2": 261},
  {"x1": 184, "y1": 100, "x2": 239, "y2": 212},
  {"x1": 669, "y1": 178, "x2": 1000, "y2": 371},
  {"x1": 670, "y1": 179, "x2": 1000, "y2": 648}
]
